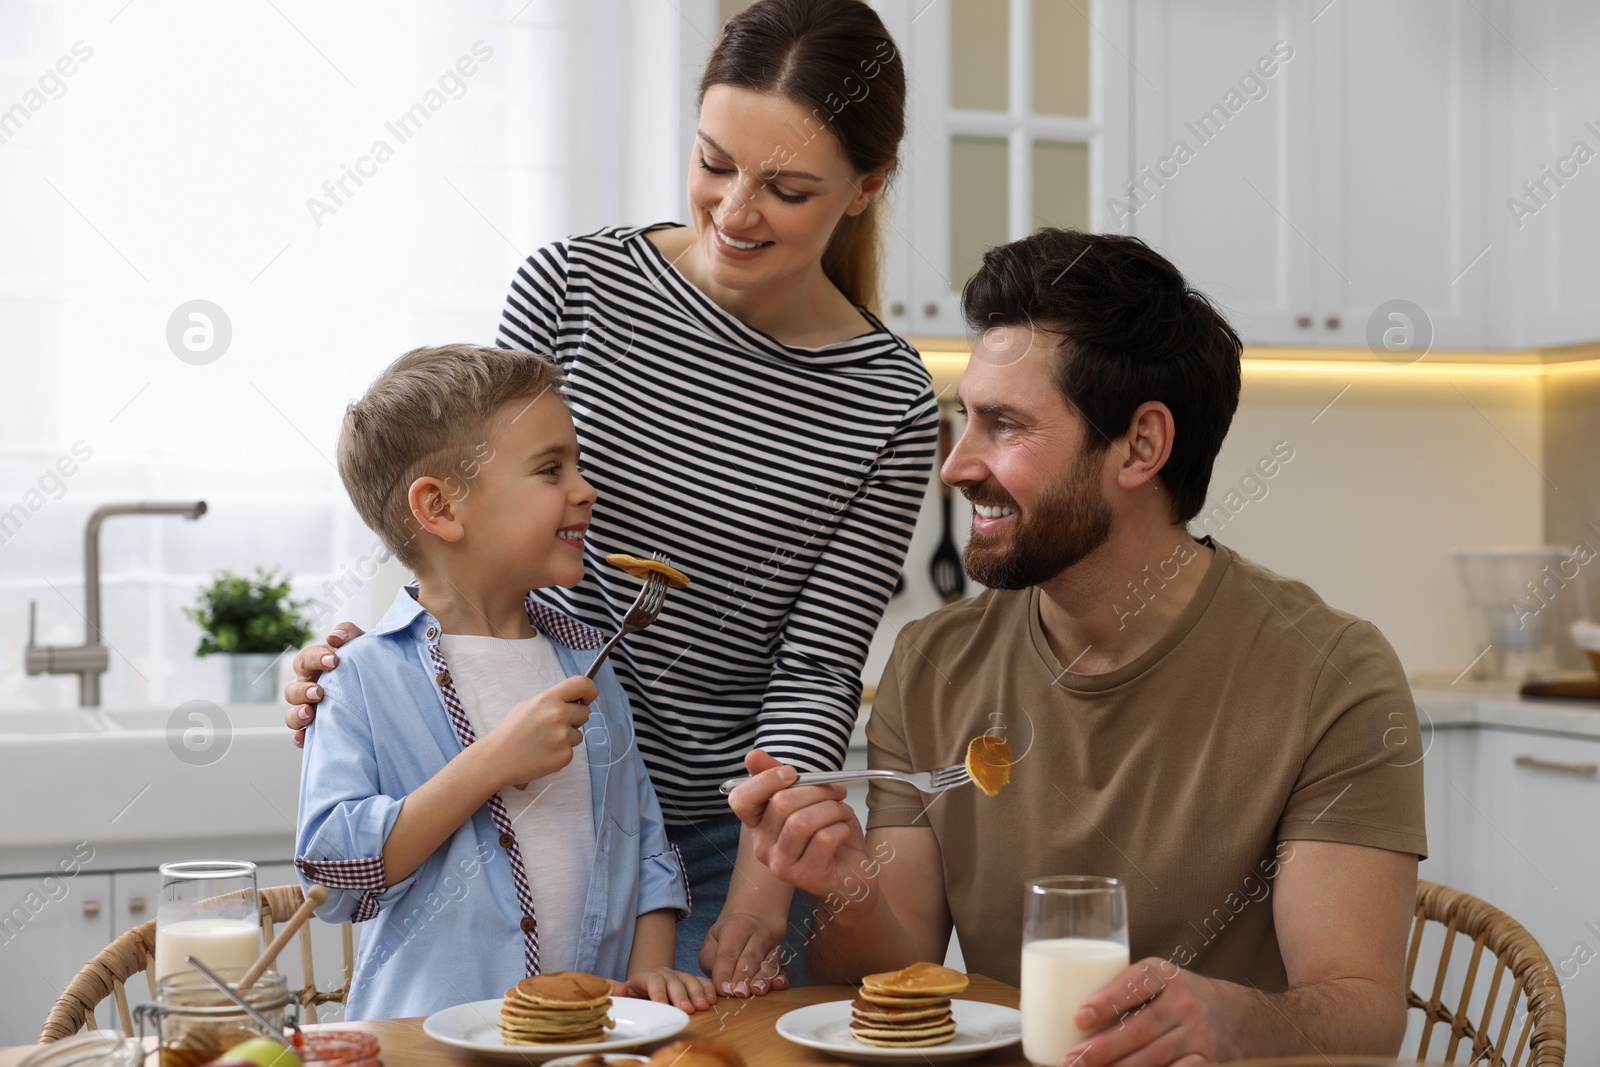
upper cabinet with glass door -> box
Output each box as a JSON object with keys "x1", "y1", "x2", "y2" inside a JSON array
[{"x1": 901, "y1": 0, "x2": 1130, "y2": 338}]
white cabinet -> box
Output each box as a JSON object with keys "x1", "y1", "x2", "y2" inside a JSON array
[
  {"x1": 1129, "y1": 1, "x2": 1314, "y2": 343},
  {"x1": 1466, "y1": 728, "x2": 1600, "y2": 1056},
  {"x1": 0, "y1": 872, "x2": 114, "y2": 1045},
  {"x1": 1132, "y1": 1, "x2": 1491, "y2": 348},
  {"x1": 1310, "y1": 2, "x2": 1492, "y2": 351},
  {"x1": 1501, "y1": 3, "x2": 1600, "y2": 348}
]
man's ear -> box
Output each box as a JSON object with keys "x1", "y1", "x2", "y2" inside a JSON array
[
  {"x1": 1115, "y1": 401, "x2": 1175, "y2": 491},
  {"x1": 407, "y1": 476, "x2": 467, "y2": 545}
]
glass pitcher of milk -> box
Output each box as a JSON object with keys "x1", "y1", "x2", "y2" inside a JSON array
[
  {"x1": 1020, "y1": 876, "x2": 1129, "y2": 1066},
  {"x1": 155, "y1": 860, "x2": 262, "y2": 981}
]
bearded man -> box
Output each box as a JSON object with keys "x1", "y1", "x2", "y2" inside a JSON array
[{"x1": 728, "y1": 229, "x2": 1427, "y2": 1065}]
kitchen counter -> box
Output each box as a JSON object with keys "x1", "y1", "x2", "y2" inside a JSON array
[{"x1": 1412, "y1": 686, "x2": 1600, "y2": 738}]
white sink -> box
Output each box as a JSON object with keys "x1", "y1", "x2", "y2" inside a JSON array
[
  {"x1": 0, "y1": 704, "x2": 304, "y2": 848},
  {"x1": 0, "y1": 709, "x2": 114, "y2": 735}
]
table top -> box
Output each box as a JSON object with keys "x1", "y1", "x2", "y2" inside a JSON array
[
  {"x1": 0, "y1": 978, "x2": 1430, "y2": 1067},
  {"x1": 0, "y1": 978, "x2": 1026, "y2": 1067}
]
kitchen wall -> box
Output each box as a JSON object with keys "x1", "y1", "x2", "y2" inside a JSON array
[{"x1": 862, "y1": 364, "x2": 1552, "y2": 689}]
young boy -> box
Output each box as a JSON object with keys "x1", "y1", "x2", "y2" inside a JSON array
[{"x1": 295, "y1": 344, "x2": 714, "y2": 1020}]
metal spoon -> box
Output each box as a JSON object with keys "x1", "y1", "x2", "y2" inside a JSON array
[{"x1": 185, "y1": 955, "x2": 301, "y2": 1050}]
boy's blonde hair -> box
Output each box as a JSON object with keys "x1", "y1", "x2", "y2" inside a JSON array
[{"x1": 338, "y1": 344, "x2": 566, "y2": 568}]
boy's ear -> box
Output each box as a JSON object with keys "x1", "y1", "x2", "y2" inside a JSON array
[{"x1": 407, "y1": 476, "x2": 466, "y2": 545}]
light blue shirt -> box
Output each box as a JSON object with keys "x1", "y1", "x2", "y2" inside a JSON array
[{"x1": 295, "y1": 587, "x2": 690, "y2": 1020}]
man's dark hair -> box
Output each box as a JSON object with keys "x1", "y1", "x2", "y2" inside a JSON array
[{"x1": 960, "y1": 228, "x2": 1243, "y2": 524}]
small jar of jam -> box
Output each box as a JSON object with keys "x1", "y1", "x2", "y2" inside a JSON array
[{"x1": 300, "y1": 1030, "x2": 382, "y2": 1067}]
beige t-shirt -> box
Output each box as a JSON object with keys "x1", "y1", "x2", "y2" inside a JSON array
[{"x1": 866, "y1": 542, "x2": 1426, "y2": 990}]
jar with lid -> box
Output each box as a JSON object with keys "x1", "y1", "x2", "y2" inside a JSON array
[
  {"x1": 301, "y1": 1030, "x2": 381, "y2": 1067},
  {"x1": 133, "y1": 967, "x2": 296, "y2": 1067}
]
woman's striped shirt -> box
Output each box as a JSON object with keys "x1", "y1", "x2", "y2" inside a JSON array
[{"x1": 495, "y1": 223, "x2": 937, "y2": 823}]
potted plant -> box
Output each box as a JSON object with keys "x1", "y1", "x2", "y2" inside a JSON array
[{"x1": 184, "y1": 566, "x2": 314, "y2": 703}]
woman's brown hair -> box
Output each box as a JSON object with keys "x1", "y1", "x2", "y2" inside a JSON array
[{"x1": 700, "y1": 0, "x2": 906, "y2": 312}]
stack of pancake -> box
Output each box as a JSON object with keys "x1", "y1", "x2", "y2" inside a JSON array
[
  {"x1": 849, "y1": 962, "x2": 968, "y2": 1048},
  {"x1": 499, "y1": 972, "x2": 615, "y2": 1046}
]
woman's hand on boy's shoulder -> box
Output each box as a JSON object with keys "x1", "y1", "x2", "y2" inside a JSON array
[
  {"x1": 283, "y1": 623, "x2": 365, "y2": 747},
  {"x1": 613, "y1": 967, "x2": 717, "y2": 1014}
]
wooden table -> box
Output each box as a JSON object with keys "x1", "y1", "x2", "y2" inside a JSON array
[
  {"x1": 0, "y1": 980, "x2": 1434, "y2": 1067},
  {"x1": 0, "y1": 978, "x2": 1026, "y2": 1067}
]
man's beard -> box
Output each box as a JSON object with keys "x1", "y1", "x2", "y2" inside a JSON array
[{"x1": 962, "y1": 448, "x2": 1113, "y2": 591}]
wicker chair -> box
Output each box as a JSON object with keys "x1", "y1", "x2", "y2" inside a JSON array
[
  {"x1": 39, "y1": 885, "x2": 353, "y2": 1043},
  {"x1": 1406, "y1": 879, "x2": 1566, "y2": 1066}
]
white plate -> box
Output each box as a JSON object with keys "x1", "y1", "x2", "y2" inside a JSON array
[
  {"x1": 775, "y1": 999, "x2": 1022, "y2": 1065},
  {"x1": 423, "y1": 996, "x2": 689, "y2": 1064}
]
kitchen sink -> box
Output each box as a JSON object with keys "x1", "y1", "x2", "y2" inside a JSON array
[
  {"x1": 0, "y1": 704, "x2": 304, "y2": 849},
  {"x1": 0, "y1": 709, "x2": 114, "y2": 735}
]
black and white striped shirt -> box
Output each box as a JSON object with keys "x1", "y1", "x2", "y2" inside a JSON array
[{"x1": 496, "y1": 223, "x2": 937, "y2": 823}]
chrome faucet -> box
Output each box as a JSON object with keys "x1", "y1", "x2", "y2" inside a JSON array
[{"x1": 25, "y1": 501, "x2": 208, "y2": 706}]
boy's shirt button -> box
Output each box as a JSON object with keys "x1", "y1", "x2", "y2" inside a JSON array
[
  {"x1": 520, "y1": 916, "x2": 536, "y2": 933},
  {"x1": 436, "y1": 671, "x2": 452, "y2": 686},
  {"x1": 425, "y1": 626, "x2": 438, "y2": 639},
  {"x1": 499, "y1": 832, "x2": 515, "y2": 849}
]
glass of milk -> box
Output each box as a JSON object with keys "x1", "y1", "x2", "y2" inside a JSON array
[
  {"x1": 155, "y1": 860, "x2": 261, "y2": 981},
  {"x1": 1020, "y1": 875, "x2": 1129, "y2": 1066}
]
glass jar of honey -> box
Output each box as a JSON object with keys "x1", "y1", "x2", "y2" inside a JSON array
[{"x1": 134, "y1": 968, "x2": 295, "y2": 1067}]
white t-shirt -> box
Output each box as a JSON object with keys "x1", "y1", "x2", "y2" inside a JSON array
[{"x1": 438, "y1": 632, "x2": 596, "y2": 973}]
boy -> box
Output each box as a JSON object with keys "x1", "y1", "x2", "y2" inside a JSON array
[{"x1": 295, "y1": 344, "x2": 714, "y2": 1019}]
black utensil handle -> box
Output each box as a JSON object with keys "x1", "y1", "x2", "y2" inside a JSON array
[{"x1": 936, "y1": 410, "x2": 952, "y2": 497}]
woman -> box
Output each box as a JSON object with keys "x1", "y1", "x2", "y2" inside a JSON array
[{"x1": 284, "y1": 0, "x2": 934, "y2": 996}]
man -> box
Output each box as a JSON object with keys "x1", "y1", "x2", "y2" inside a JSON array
[{"x1": 729, "y1": 229, "x2": 1425, "y2": 1064}]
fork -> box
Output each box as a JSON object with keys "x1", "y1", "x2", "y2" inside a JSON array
[
  {"x1": 583, "y1": 554, "x2": 672, "y2": 681},
  {"x1": 718, "y1": 763, "x2": 972, "y2": 796}
]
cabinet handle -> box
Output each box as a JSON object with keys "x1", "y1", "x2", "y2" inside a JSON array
[
  {"x1": 1515, "y1": 754, "x2": 1598, "y2": 777},
  {"x1": 922, "y1": 302, "x2": 939, "y2": 318},
  {"x1": 1295, "y1": 315, "x2": 1312, "y2": 329},
  {"x1": 128, "y1": 897, "x2": 147, "y2": 915},
  {"x1": 83, "y1": 901, "x2": 101, "y2": 918},
  {"x1": 890, "y1": 301, "x2": 906, "y2": 317},
  {"x1": 1324, "y1": 315, "x2": 1341, "y2": 330}
]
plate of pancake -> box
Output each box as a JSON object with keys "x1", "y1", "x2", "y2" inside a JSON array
[
  {"x1": 775, "y1": 963, "x2": 1021, "y2": 1064},
  {"x1": 423, "y1": 972, "x2": 689, "y2": 1063}
]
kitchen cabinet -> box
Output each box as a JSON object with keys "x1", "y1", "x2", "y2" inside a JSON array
[
  {"x1": 0, "y1": 872, "x2": 114, "y2": 1045},
  {"x1": 1500, "y1": 3, "x2": 1600, "y2": 348},
  {"x1": 692, "y1": 1, "x2": 1598, "y2": 350},
  {"x1": 895, "y1": 0, "x2": 1130, "y2": 338},
  {"x1": 1131, "y1": 1, "x2": 1491, "y2": 348},
  {"x1": 1471, "y1": 728, "x2": 1600, "y2": 1056},
  {"x1": 1416, "y1": 711, "x2": 1600, "y2": 1058}
]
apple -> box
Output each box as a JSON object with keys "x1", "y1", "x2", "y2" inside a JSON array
[{"x1": 207, "y1": 1037, "x2": 303, "y2": 1067}]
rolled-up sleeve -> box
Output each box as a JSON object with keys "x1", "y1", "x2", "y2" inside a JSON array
[
  {"x1": 295, "y1": 670, "x2": 419, "y2": 923},
  {"x1": 632, "y1": 732, "x2": 690, "y2": 921}
]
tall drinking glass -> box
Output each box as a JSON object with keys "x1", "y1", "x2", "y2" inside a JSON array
[
  {"x1": 1020, "y1": 876, "x2": 1129, "y2": 1065},
  {"x1": 155, "y1": 861, "x2": 262, "y2": 982}
]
